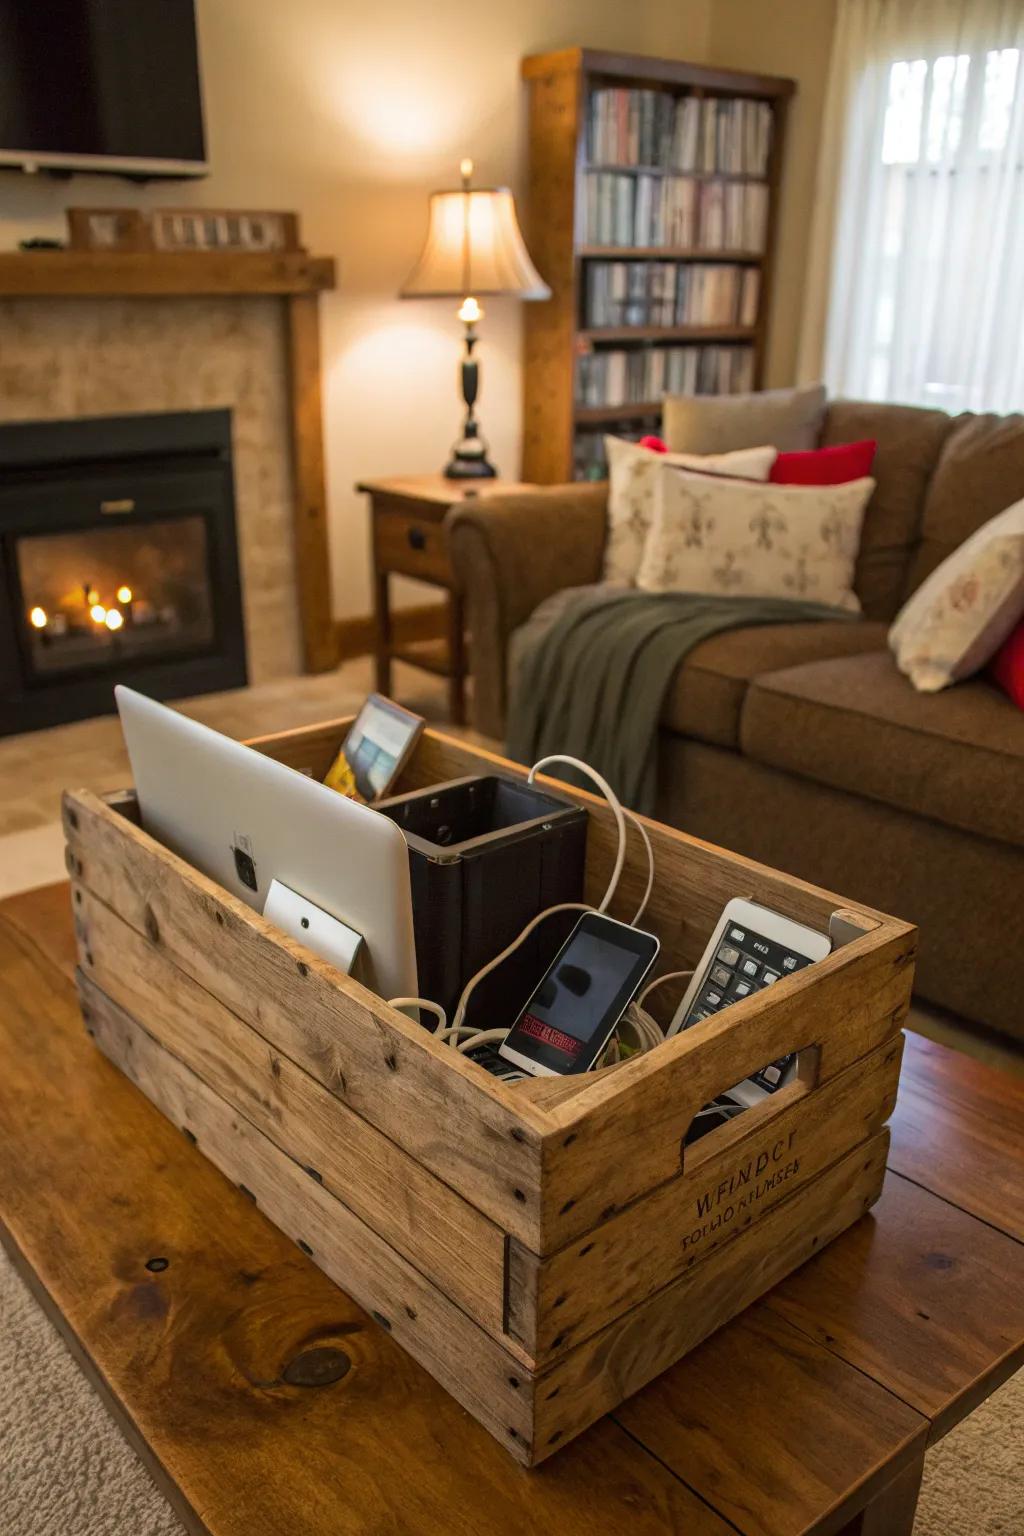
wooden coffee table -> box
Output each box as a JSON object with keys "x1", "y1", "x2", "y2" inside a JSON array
[{"x1": 1, "y1": 882, "x2": 1022, "y2": 1536}]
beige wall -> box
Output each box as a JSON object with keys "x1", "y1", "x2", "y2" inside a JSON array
[
  {"x1": 1, "y1": 0, "x2": 710, "y2": 624},
  {"x1": 706, "y1": 0, "x2": 837, "y2": 387}
]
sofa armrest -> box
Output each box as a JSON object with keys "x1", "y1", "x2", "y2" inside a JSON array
[{"x1": 448, "y1": 483, "x2": 608, "y2": 738}]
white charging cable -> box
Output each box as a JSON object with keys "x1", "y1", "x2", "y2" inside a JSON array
[
  {"x1": 388, "y1": 997, "x2": 447, "y2": 1032},
  {"x1": 639, "y1": 969, "x2": 693, "y2": 1007},
  {"x1": 527, "y1": 755, "x2": 626, "y2": 912}
]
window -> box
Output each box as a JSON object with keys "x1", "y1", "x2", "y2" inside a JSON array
[{"x1": 807, "y1": 3, "x2": 1024, "y2": 414}]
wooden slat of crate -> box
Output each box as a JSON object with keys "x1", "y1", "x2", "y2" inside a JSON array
[
  {"x1": 73, "y1": 892, "x2": 510, "y2": 1340},
  {"x1": 508, "y1": 1032, "x2": 903, "y2": 1360},
  {"x1": 85, "y1": 972, "x2": 888, "y2": 1467},
  {"x1": 80, "y1": 979, "x2": 534, "y2": 1457},
  {"x1": 529, "y1": 1131, "x2": 889, "y2": 1459},
  {"x1": 63, "y1": 788, "x2": 552, "y2": 1252}
]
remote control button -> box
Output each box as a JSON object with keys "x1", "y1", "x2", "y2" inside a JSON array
[
  {"x1": 782, "y1": 955, "x2": 799, "y2": 970},
  {"x1": 729, "y1": 927, "x2": 746, "y2": 942},
  {"x1": 732, "y1": 980, "x2": 753, "y2": 998},
  {"x1": 703, "y1": 988, "x2": 723, "y2": 1008},
  {"x1": 711, "y1": 964, "x2": 732, "y2": 988},
  {"x1": 740, "y1": 958, "x2": 759, "y2": 977},
  {"x1": 717, "y1": 944, "x2": 740, "y2": 967},
  {"x1": 688, "y1": 1007, "x2": 711, "y2": 1023},
  {"x1": 761, "y1": 970, "x2": 780, "y2": 985},
  {"x1": 762, "y1": 1064, "x2": 782, "y2": 1086}
]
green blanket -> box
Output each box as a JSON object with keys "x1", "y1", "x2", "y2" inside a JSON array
[{"x1": 507, "y1": 588, "x2": 854, "y2": 813}]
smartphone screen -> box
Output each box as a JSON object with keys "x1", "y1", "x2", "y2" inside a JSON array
[{"x1": 499, "y1": 913, "x2": 659, "y2": 1077}]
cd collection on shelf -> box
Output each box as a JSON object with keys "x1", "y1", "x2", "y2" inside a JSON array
[
  {"x1": 521, "y1": 49, "x2": 791, "y2": 481},
  {"x1": 587, "y1": 88, "x2": 773, "y2": 176},
  {"x1": 582, "y1": 173, "x2": 769, "y2": 251},
  {"x1": 574, "y1": 427, "x2": 643, "y2": 481},
  {"x1": 584, "y1": 261, "x2": 760, "y2": 329},
  {"x1": 576, "y1": 343, "x2": 755, "y2": 409}
]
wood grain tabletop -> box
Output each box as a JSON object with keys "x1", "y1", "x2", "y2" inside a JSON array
[{"x1": 1, "y1": 883, "x2": 1022, "y2": 1536}]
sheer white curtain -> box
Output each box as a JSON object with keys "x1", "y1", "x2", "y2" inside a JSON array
[{"x1": 798, "y1": 0, "x2": 1024, "y2": 412}]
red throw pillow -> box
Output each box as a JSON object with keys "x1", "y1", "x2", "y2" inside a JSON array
[
  {"x1": 989, "y1": 618, "x2": 1024, "y2": 709},
  {"x1": 770, "y1": 439, "x2": 877, "y2": 485}
]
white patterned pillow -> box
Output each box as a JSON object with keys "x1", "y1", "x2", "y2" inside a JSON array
[
  {"x1": 603, "y1": 436, "x2": 777, "y2": 584},
  {"x1": 636, "y1": 466, "x2": 874, "y2": 612},
  {"x1": 889, "y1": 497, "x2": 1024, "y2": 691}
]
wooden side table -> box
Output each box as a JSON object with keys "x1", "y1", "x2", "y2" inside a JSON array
[{"x1": 357, "y1": 475, "x2": 533, "y2": 725}]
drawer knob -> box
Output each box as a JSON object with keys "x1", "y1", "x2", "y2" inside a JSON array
[{"x1": 407, "y1": 526, "x2": 426, "y2": 551}]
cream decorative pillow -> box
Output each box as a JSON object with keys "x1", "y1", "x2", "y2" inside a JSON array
[
  {"x1": 889, "y1": 496, "x2": 1024, "y2": 691},
  {"x1": 603, "y1": 436, "x2": 777, "y2": 584},
  {"x1": 636, "y1": 466, "x2": 874, "y2": 612}
]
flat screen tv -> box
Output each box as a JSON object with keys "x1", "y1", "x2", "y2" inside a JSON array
[{"x1": 0, "y1": 0, "x2": 207, "y2": 178}]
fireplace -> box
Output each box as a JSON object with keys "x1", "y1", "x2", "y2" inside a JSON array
[{"x1": 0, "y1": 411, "x2": 247, "y2": 736}]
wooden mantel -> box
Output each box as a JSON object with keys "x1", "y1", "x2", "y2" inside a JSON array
[
  {"x1": 0, "y1": 250, "x2": 339, "y2": 673},
  {"x1": 0, "y1": 249, "x2": 334, "y2": 297}
]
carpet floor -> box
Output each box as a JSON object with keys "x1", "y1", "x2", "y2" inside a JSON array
[{"x1": 1, "y1": 1248, "x2": 1020, "y2": 1533}]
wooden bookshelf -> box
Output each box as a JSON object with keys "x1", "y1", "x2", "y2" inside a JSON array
[{"x1": 521, "y1": 48, "x2": 794, "y2": 483}]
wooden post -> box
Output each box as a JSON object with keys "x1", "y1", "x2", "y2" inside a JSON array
[{"x1": 286, "y1": 292, "x2": 338, "y2": 673}]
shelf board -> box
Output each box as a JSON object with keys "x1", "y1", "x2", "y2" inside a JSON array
[
  {"x1": 574, "y1": 402, "x2": 665, "y2": 423},
  {"x1": 0, "y1": 250, "x2": 336, "y2": 298},
  {"x1": 580, "y1": 324, "x2": 756, "y2": 343},
  {"x1": 522, "y1": 49, "x2": 796, "y2": 99},
  {"x1": 583, "y1": 165, "x2": 768, "y2": 182},
  {"x1": 578, "y1": 247, "x2": 763, "y2": 262}
]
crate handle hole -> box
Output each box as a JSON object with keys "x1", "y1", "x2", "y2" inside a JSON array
[{"x1": 679, "y1": 1044, "x2": 821, "y2": 1172}]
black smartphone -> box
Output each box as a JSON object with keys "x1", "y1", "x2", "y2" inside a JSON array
[{"x1": 498, "y1": 912, "x2": 660, "y2": 1077}]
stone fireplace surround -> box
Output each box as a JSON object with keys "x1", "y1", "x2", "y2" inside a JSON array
[{"x1": 0, "y1": 250, "x2": 338, "y2": 690}]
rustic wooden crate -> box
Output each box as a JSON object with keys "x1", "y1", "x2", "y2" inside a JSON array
[{"x1": 63, "y1": 722, "x2": 915, "y2": 1466}]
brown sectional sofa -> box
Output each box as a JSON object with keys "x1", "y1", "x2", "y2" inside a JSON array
[{"x1": 448, "y1": 400, "x2": 1024, "y2": 1045}]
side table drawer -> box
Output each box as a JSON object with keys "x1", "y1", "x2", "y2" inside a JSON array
[{"x1": 374, "y1": 507, "x2": 451, "y2": 584}]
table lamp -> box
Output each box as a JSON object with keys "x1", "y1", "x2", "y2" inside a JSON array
[{"x1": 400, "y1": 159, "x2": 550, "y2": 480}]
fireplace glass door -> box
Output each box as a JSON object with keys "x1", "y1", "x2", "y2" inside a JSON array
[
  {"x1": 0, "y1": 409, "x2": 246, "y2": 736},
  {"x1": 16, "y1": 515, "x2": 216, "y2": 682}
]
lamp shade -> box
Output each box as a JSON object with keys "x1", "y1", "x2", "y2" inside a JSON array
[{"x1": 400, "y1": 185, "x2": 550, "y2": 300}]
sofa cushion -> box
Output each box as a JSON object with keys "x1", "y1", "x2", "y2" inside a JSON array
[
  {"x1": 821, "y1": 399, "x2": 955, "y2": 622},
  {"x1": 636, "y1": 466, "x2": 875, "y2": 611},
  {"x1": 991, "y1": 619, "x2": 1024, "y2": 711},
  {"x1": 602, "y1": 435, "x2": 775, "y2": 585},
  {"x1": 905, "y1": 411, "x2": 1024, "y2": 597},
  {"x1": 889, "y1": 495, "x2": 1024, "y2": 692},
  {"x1": 741, "y1": 650, "x2": 1024, "y2": 848},
  {"x1": 662, "y1": 620, "x2": 888, "y2": 747},
  {"x1": 663, "y1": 383, "x2": 826, "y2": 455}
]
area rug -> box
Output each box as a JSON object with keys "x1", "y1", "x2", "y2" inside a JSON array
[{"x1": 0, "y1": 1249, "x2": 1020, "y2": 1533}]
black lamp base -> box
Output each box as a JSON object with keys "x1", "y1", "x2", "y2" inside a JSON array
[
  {"x1": 444, "y1": 440, "x2": 498, "y2": 480},
  {"x1": 444, "y1": 321, "x2": 498, "y2": 480}
]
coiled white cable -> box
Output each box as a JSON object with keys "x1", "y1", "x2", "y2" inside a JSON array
[{"x1": 638, "y1": 969, "x2": 693, "y2": 1007}]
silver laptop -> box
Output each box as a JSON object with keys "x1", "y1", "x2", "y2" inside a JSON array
[{"x1": 115, "y1": 686, "x2": 418, "y2": 1000}]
